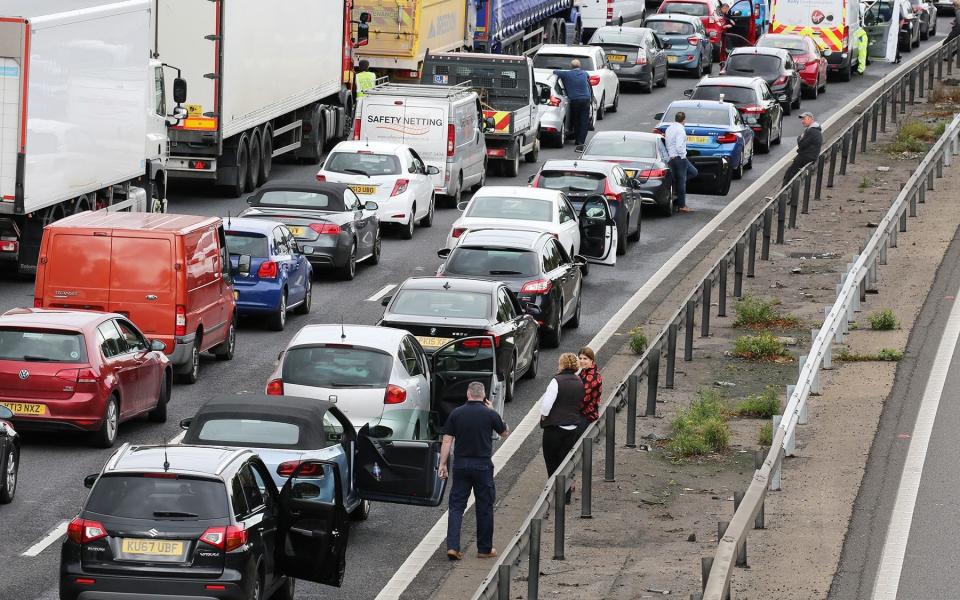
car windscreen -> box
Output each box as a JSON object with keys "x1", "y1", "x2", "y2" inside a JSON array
[
  {"x1": 533, "y1": 54, "x2": 597, "y2": 70},
  {"x1": 445, "y1": 248, "x2": 540, "y2": 277},
  {"x1": 465, "y1": 196, "x2": 553, "y2": 222},
  {"x1": 0, "y1": 328, "x2": 87, "y2": 363},
  {"x1": 85, "y1": 474, "x2": 228, "y2": 520},
  {"x1": 537, "y1": 171, "x2": 606, "y2": 193},
  {"x1": 645, "y1": 20, "x2": 696, "y2": 35},
  {"x1": 662, "y1": 2, "x2": 709, "y2": 16},
  {"x1": 225, "y1": 232, "x2": 269, "y2": 258},
  {"x1": 196, "y1": 418, "x2": 302, "y2": 447},
  {"x1": 589, "y1": 31, "x2": 644, "y2": 45},
  {"x1": 691, "y1": 85, "x2": 757, "y2": 105},
  {"x1": 664, "y1": 106, "x2": 731, "y2": 125},
  {"x1": 391, "y1": 289, "x2": 492, "y2": 319},
  {"x1": 725, "y1": 54, "x2": 783, "y2": 78},
  {"x1": 282, "y1": 345, "x2": 392, "y2": 388},
  {"x1": 255, "y1": 190, "x2": 345, "y2": 211},
  {"x1": 324, "y1": 152, "x2": 402, "y2": 176},
  {"x1": 585, "y1": 137, "x2": 659, "y2": 158},
  {"x1": 757, "y1": 37, "x2": 808, "y2": 55}
]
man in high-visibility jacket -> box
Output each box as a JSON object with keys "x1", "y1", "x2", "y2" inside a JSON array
[
  {"x1": 855, "y1": 26, "x2": 869, "y2": 74},
  {"x1": 356, "y1": 60, "x2": 376, "y2": 98}
]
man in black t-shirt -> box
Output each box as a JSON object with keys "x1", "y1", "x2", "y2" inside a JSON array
[{"x1": 438, "y1": 381, "x2": 509, "y2": 561}]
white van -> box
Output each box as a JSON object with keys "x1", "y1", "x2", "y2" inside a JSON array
[
  {"x1": 353, "y1": 83, "x2": 487, "y2": 205},
  {"x1": 576, "y1": 0, "x2": 648, "y2": 39}
]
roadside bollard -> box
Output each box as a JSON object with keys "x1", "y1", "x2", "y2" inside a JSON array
[
  {"x1": 734, "y1": 240, "x2": 745, "y2": 296},
  {"x1": 776, "y1": 194, "x2": 786, "y2": 244},
  {"x1": 761, "y1": 206, "x2": 772, "y2": 260},
  {"x1": 666, "y1": 322, "x2": 678, "y2": 389},
  {"x1": 528, "y1": 518, "x2": 542, "y2": 599},
  {"x1": 748, "y1": 221, "x2": 758, "y2": 277},
  {"x1": 684, "y1": 300, "x2": 695, "y2": 362},
  {"x1": 498, "y1": 563, "x2": 511, "y2": 600},
  {"x1": 553, "y1": 474, "x2": 566, "y2": 560},
  {"x1": 604, "y1": 411, "x2": 616, "y2": 482},
  {"x1": 646, "y1": 348, "x2": 660, "y2": 417},
  {"x1": 718, "y1": 257, "x2": 728, "y2": 317},
  {"x1": 626, "y1": 374, "x2": 637, "y2": 446},
  {"x1": 581, "y1": 439, "x2": 593, "y2": 519},
  {"x1": 701, "y1": 278, "x2": 712, "y2": 337}
]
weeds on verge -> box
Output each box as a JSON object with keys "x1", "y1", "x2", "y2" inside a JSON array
[
  {"x1": 732, "y1": 332, "x2": 789, "y2": 360},
  {"x1": 887, "y1": 120, "x2": 940, "y2": 153},
  {"x1": 868, "y1": 309, "x2": 898, "y2": 330},
  {"x1": 734, "y1": 386, "x2": 781, "y2": 418},
  {"x1": 628, "y1": 326, "x2": 648, "y2": 354},
  {"x1": 733, "y1": 295, "x2": 800, "y2": 330},
  {"x1": 758, "y1": 423, "x2": 773, "y2": 446},
  {"x1": 835, "y1": 348, "x2": 903, "y2": 361},
  {"x1": 667, "y1": 389, "x2": 730, "y2": 458}
]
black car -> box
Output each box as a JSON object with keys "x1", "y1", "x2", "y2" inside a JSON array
[
  {"x1": 686, "y1": 75, "x2": 784, "y2": 152},
  {"x1": 241, "y1": 182, "x2": 381, "y2": 280},
  {"x1": 62, "y1": 429, "x2": 446, "y2": 599},
  {"x1": 437, "y1": 229, "x2": 584, "y2": 348},
  {"x1": 378, "y1": 276, "x2": 540, "y2": 402},
  {"x1": 587, "y1": 26, "x2": 670, "y2": 92},
  {"x1": 721, "y1": 47, "x2": 802, "y2": 114},
  {"x1": 577, "y1": 132, "x2": 675, "y2": 217},
  {"x1": 0, "y1": 404, "x2": 19, "y2": 504}
]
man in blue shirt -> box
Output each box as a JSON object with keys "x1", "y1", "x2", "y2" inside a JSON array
[
  {"x1": 553, "y1": 59, "x2": 593, "y2": 148},
  {"x1": 439, "y1": 381, "x2": 510, "y2": 561},
  {"x1": 664, "y1": 111, "x2": 697, "y2": 213}
]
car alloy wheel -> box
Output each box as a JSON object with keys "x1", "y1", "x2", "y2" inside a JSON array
[
  {"x1": 296, "y1": 280, "x2": 312, "y2": 314},
  {"x1": 402, "y1": 210, "x2": 415, "y2": 240},
  {"x1": 271, "y1": 293, "x2": 287, "y2": 331},
  {"x1": 1, "y1": 448, "x2": 17, "y2": 503},
  {"x1": 524, "y1": 344, "x2": 539, "y2": 379},
  {"x1": 504, "y1": 358, "x2": 517, "y2": 402},
  {"x1": 215, "y1": 318, "x2": 236, "y2": 360},
  {"x1": 95, "y1": 397, "x2": 119, "y2": 448},
  {"x1": 370, "y1": 235, "x2": 382, "y2": 265}
]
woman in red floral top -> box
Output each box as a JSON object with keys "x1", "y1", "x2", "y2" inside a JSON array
[{"x1": 578, "y1": 346, "x2": 602, "y2": 423}]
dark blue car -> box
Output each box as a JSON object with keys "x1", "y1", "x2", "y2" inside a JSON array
[{"x1": 225, "y1": 218, "x2": 313, "y2": 331}]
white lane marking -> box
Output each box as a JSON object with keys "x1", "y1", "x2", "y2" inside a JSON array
[
  {"x1": 22, "y1": 521, "x2": 69, "y2": 557},
  {"x1": 366, "y1": 284, "x2": 396, "y2": 302},
  {"x1": 168, "y1": 430, "x2": 186, "y2": 444},
  {"x1": 375, "y1": 53, "x2": 931, "y2": 600},
  {"x1": 872, "y1": 286, "x2": 960, "y2": 598}
]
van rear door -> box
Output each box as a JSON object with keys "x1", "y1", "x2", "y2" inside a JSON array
[
  {"x1": 108, "y1": 236, "x2": 176, "y2": 340},
  {"x1": 39, "y1": 232, "x2": 112, "y2": 311},
  {"x1": 397, "y1": 98, "x2": 449, "y2": 192}
]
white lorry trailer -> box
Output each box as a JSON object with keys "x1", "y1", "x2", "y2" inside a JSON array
[
  {"x1": 0, "y1": 0, "x2": 179, "y2": 274},
  {"x1": 156, "y1": 0, "x2": 368, "y2": 196}
]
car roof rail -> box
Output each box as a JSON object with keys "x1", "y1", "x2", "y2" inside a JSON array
[
  {"x1": 215, "y1": 448, "x2": 254, "y2": 475},
  {"x1": 104, "y1": 442, "x2": 132, "y2": 472}
]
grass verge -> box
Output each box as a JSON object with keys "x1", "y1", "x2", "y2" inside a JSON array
[
  {"x1": 835, "y1": 348, "x2": 903, "y2": 361},
  {"x1": 733, "y1": 295, "x2": 800, "y2": 330},
  {"x1": 667, "y1": 389, "x2": 731, "y2": 458},
  {"x1": 732, "y1": 332, "x2": 790, "y2": 361}
]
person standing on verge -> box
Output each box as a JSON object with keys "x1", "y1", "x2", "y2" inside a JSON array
[
  {"x1": 781, "y1": 111, "x2": 823, "y2": 186},
  {"x1": 577, "y1": 347, "x2": 603, "y2": 429},
  {"x1": 438, "y1": 381, "x2": 509, "y2": 561},
  {"x1": 540, "y1": 353, "x2": 585, "y2": 504},
  {"x1": 355, "y1": 59, "x2": 376, "y2": 99},
  {"x1": 665, "y1": 111, "x2": 696, "y2": 213},
  {"x1": 552, "y1": 59, "x2": 593, "y2": 149}
]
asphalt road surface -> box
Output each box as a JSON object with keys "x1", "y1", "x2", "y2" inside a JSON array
[{"x1": 0, "y1": 24, "x2": 950, "y2": 600}]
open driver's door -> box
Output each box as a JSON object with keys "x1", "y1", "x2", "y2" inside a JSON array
[
  {"x1": 276, "y1": 461, "x2": 349, "y2": 587},
  {"x1": 355, "y1": 423, "x2": 447, "y2": 507},
  {"x1": 578, "y1": 195, "x2": 617, "y2": 266},
  {"x1": 430, "y1": 336, "x2": 500, "y2": 429}
]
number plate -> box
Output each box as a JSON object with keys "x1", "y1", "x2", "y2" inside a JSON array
[
  {"x1": 350, "y1": 185, "x2": 376, "y2": 195},
  {"x1": 687, "y1": 135, "x2": 710, "y2": 144},
  {"x1": 667, "y1": 55, "x2": 679, "y2": 63},
  {"x1": 121, "y1": 539, "x2": 185, "y2": 557},
  {"x1": 416, "y1": 336, "x2": 452, "y2": 349},
  {"x1": 287, "y1": 226, "x2": 306, "y2": 237},
  {"x1": 0, "y1": 402, "x2": 46, "y2": 416},
  {"x1": 607, "y1": 54, "x2": 626, "y2": 62}
]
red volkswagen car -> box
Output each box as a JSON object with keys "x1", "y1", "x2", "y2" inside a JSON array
[
  {"x1": 0, "y1": 309, "x2": 171, "y2": 447},
  {"x1": 757, "y1": 33, "x2": 829, "y2": 99}
]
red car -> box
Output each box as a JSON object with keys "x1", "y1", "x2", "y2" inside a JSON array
[
  {"x1": 657, "y1": 0, "x2": 725, "y2": 60},
  {"x1": 757, "y1": 33, "x2": 828, "y2": 99},
  {"x1": 0, "y1": 309, "x2": 171, "y2": 447}
]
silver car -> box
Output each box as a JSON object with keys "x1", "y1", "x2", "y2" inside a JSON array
[{"x1": 534, "y1": 72, "x2": 596, "y2": 148}]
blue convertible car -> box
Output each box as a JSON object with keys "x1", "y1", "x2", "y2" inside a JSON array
[{"x1": 655, "y1": 99, "x2": 755, "y2": 195}]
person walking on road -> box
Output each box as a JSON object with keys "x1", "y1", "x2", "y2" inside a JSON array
[
  {"x1": 665, "y1": 111, "x2": 697, "y2": 213},
  {"x1": 438, "y1": 381, "x2": 509, "y2": 561},
  {"x1": 577, "y1": 347, "x2": 603, "y2": 427},
  {"x1": 553, "y1": 59, "x2": 593, "y2": 149},
  {"x1": 540, "y1": 353, "x2": 586, "y2": 506},
  {"x1": 355, "y1": 59, "x2": 376, "y2": 99},
  {"x1": 782, "y1": 111, "x2": 823, "y2": 187}
]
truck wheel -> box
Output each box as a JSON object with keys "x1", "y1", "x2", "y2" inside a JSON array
[
  {"x1": 245, "y1": 130, "x2": 261, "y2": 193},
  {"x1": 504, "y1": 144, "x2": 520, "y2": 177},
  {"x1": 227, "y1": 137, "x2": 249, "y2": 198},
  {"x1": 304, "y1": 107, "x2": 325, "y2": 165},
  {"x1": 259, "y1": 126, "x2": 273, "y2": 184}
]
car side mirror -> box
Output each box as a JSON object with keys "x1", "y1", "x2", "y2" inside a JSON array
[
  {"x1": 573, "y1": 254, "x2": 588, "y2": 267},
  {"x1": 238, "y1": 254, "x2": 251, "y2": 277},
  {"x1": 524, "y1": 302, "x2": 542, "y2": 317},
  {"x1": 662, "y1": 41, "x2": 672, "y2": 49},
  {"x1": 483, "y1": 116, "x2": 496, "y2": 131},
  {"x1": 83, "y1": 474, "x2": 99, "y2": 489},
  {"x1": 173, "y1": 77, "x2": 187, "y2": 104},
  {"x1": 365, "y1": 200, "x2": 379, "y2": 211},
  {"x1": 527, "y1": 174, "x2": 535, "y2": 184},
  {"x1": 0, "y1": 405, "x2": 11, "y2": 420},
  {"x1": 179, "y1": 417, "x2": 192, "y2": 430},
  {"x1": 539, "y1": 86, "x2": 551, "y2": 104},
  {"x1": 381, "y1": 295, "x2": 392, "y2": 307},
  {"x1": 437, "y1": 248, "x2": 451, "y2": 259},
  {"x1": 150, "y1": 339, "x2": 166, "y2": 352},
  {"x1": 457, "y1": 200, "x2": 469, "y2": 211},
  {"x1": 654, "y1": 112, "x2": 665, "y2": 120},
  {"x1": 427, "y1": 165, "x2": 440, "y2": 175},
  {"x1": 356, "y1": 12, "x2": 371, "y2": 47},
  {"x1": 683, "y1": 89, "x2": 694, "y2": 98},
  {"x1": 629, "y1": 178, "x2": 642, "y2": 189}
]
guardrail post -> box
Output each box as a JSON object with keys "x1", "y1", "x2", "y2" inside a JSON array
[
  {"x1": 828, "y1": 305, "x2": 843, "y2": 344},
  {"x1": 928, "y1": 169, "x2": 935, "y2": 191},
  {"x1": 900, "y1": 209, "x2": 907, "y2": 233},
  {"x1": 684, "y1": 300, "x2": 695, "y2": 362},
  {"x1": 827, "y1": 145, "x2": 838, "y2": 188},
  {"x1": 860, "y1": 114, "x2": 869, "y2": 153},
  {"x1": 815, "y1": 154, "x2": 826, "y2": 199},
  {"x1": 802, "y1": 166, "x2": 812, "y2": 214},
  {"x1": 666, "y1": 322, "x2": 678, "y2": 389},
  {"x1": 881, "y1": 91, "x2": 888, "y2": 132},
  {"x1": 839, "y1": 132, "x2": 850, "y2": 176},
  {"x1": 701, "y1": 556, "x2": 713, "y2": 592},
  {"x1": 919, "y1": 184, "x2": 926, "y2": 206},
  {"x1": 956, "y1": 40, "x2": 960, "y2": 69},
  {"x1": 497, "y1": 563, "x2": 512, "y2": 600},
  {"x1": 936, "y1": 154, "x2": 943, "y2": 180},
  {"x1": 945, "y1": 143, "x2": 953, "y2": 167},
  {"x1": 761, "y1": 206, "x2": 773, "y2": 260},
  {"x1": 892, "y1": 85, "x2": 899, "y2": 123},
  {"x1": 880, "y1": 238, "x2": 888, "y2": 265},
  {"x1": 748, "y1": 222, "x2": 758, "y2": 277},
  {"x1": 581, "y1": 440, "x2": 593, "y2": 519},
  {"x1": 890, "y1": 221, "x2": 898, "y2": 248},
  {"x1": 909, "y1": 70, "x2": 917, "y2": 104},
  {"x1": 718, "y1": 520, "x2": 729, "y2": 543},
  {"x1": 928, "y1": 55, "x2": 935, "y2": 91},
  {"x1": 918, "y1": 66, "x2": 924, "y2": 100},
  {"x1": 871, "y1": 103, "x2": 879, "y2": 142},
  {"x1": 626, "y1": 374, "x2": 637, "y2": 446},
  {"x1": 789, "y1": 179, "x2": 800, "y2": 227},
  {"x1": 604, "y1": 411, "x2": 616, "y2": 482},
  {"x1": 528, "y1": 518, "x2": 542, "y2": 599},
  {"x1": 770, "y1": 447, "x2": 784, "y2": 491},
  {"x1": 701, "y1": 278, "x2": 712, "y2": 337},
  {"x1": 691, "y1": 594, "x2": 704, "y2": 600},
  {"x1": 646, "y1": 349, "x2": 660, "y2": 417},
  {"x1": 948, "y1": 46, "x2": 954, "y2": 75},
  {"x1": 900, "y1": 78, "x2": 907, "y2": 113},
  {"x1": 910, "y1": 189, "x2": 918, "y2": 217},
  {"x1": 776, "y1": 194, "x2": 786, "y2": 244},
  {"x1": 824, "y1": 336, "x2": 833, "y2": 370},
  {"x1": 718, "y1": 257, "x2": 728, "y2": 317},
  {"x1": 849, "y1": 121, "x2": 859, "y2": 164},
  {"x1": 553, "y1": 475, "x2": 566, "y2": 560}
]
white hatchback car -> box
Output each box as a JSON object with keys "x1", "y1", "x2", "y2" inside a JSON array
[
  {"x1": 532, "y1": 44, "x2": 620, "y2": 120},
  {"x1": 266, "y1": 324, "x2": 504, "y2": 441},
  {"x1": 318, "y1": 140, "x2": 439, "y2": 240}
]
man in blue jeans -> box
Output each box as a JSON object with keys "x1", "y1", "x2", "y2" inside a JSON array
[
  {"x1": 439, "y1": 381, "x2": 510, "y2": 560},
  {"x1": 552, "y1": 59, "x2": 593, "y2": 149},
  {"x1": 664, "y1": 110, "x2": 697, "y2": 213}
]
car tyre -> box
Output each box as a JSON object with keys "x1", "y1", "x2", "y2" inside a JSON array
[
  {"x1": 757, "y1": 128, "x2": 771, "y2": 154},
  {"x1": 745, "y1": 147, "x2": 754, "y2": 170},
  {"x1": 551, "y1": 121, "x2": 566, "y2": 148},
  {"x1": 792, "y1": 88, "x2": 802, "y2": 109},
  {"x1": 369, "y1": 233, "x2": 382, "y2": 265},
  {"x1": 597, "y1": 94, "x2": 606, "y2": 120},
  {"x1": 340, "y1": 243, "x2": 358, "y2": 279},
  {"x1": 350, "y1": 499, "x2": 371, "y2": 521},
  {"x1": 568, "y1": 292, "x2": 582, "y2": 328},
  {"x1": 271, "y1": 578, "x2": 296, "y2": 600},
  {"x1": 213, "y1": 316, "x2": 236, "y2": 360},
  {"x1": 295, "y1": 279, "x2": 312, "y2": 315},
  {"x1": 259, "y1": 126, "x2": 273, "y2": 184},
  {"x1": 249, "y1": 572, "x2": 263, "y2": 600},
  {"x1": 401, "y1": 211, "x2": 415, "y2": 240},
  {"x1": 504, "y1": 356, "x2": 517, "y2": 403},
  {"x1": 445, "y1": 174, "x2": 462, "y2": 208},
  {"x1": 523, "y1": 343, "x2": 539, "y2": 380},
  {"x1": 628, "y1": 215, "x2": 642, "y2": 241},
  {"x1": 93, "y1": 396, "x2": 120, "y2": 448},
  {"x1": 147, "y1": 372, "x2": 169, "y2": 423},
  {"x1": 0, "y1": 446, "x2": 17, "y2": 504},
  {"x1": 270, "y1": 292, "x2": 287, "y2": 331},
  {"x1": 473, "y1": 160, "x2": 488, "y2": 191},
  {"x1": 544, "y1": 300, "x2": 563, "y2": 348},
  {"x1": 610, "y1": 88, "x2": 620, "y2": 110},
  {"x1": 733, "y1": 157, "x2": 744, "y2": 180},
  {"x1": 782, "y1": 99, "x2": 792, "y2": 116},
  {"x1": 719, "y1": 168, "x2": 733, "y2": 195},
  {"x1": 176, "y1": 341, "x2": 201, "y2": 385},
  {"x1": 420, "y1": 196, "x2": 435, "y2": 227},
  {"x1": 616, "y1": 225, "x2": 627, "y2": 255},
  {"x1": 656, "y1": 65, "x2": 669, "y2": 87}
]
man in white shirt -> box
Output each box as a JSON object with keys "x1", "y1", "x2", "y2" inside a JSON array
[{"x1": 664, "y1": 111, "x2": 697, "y2": 213}]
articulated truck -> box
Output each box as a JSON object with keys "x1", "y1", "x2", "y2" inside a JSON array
[{"x1": 0, "y1": 0, "x2": 183, "y2": 275}]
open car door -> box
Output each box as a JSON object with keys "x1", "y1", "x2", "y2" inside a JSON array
[
  {"x1": 430, "y1": 336, "x2": 500, "y2": 429},
  {"x1": 577, "y1": 196, "x2": 617, "y2": 266},
  {"x1": 277, "y1": 461, "x2": 349, "y2": 588},
  {"x1": 355, "y1": 423, "x2": 447, "y2": 506},
  {"x1": 723, "y1": 0, "x2": 760, "y2": 59}
]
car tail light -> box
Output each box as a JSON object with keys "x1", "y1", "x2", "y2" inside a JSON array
[
  {"x1": 687, "y1": 36, "x2": 701, "y2": 46},
  {"x1": 0, "y1": 240, "x2": 16, "y2": 253},
  {"x1": 33, "y1": 297, "x2": 42, "y2": 308},
  {"x1": 266, "y1": 378, "x2": 284, "y2": 395},
  {"x1": 739, "y1": 104, "x2": 764, "y2": 114},
  {"x1": 588, "y1": 75, "x2": 601, "y2": 86},
  {"x1": 635, "y1": 55, "x2": 647, "y2": 65},
  {"x1": 638, "y1": 168, "x2": 668, "y2": 179},
  {"x1": 390, "y1": 179, "x2": 409, "y2": 197},
  {"x1": 309, "y1": 223, "x2": 342, "y2": 235},
  {"x1": 606, "y1": 0, "x2": 614, "y2": 20},
  {"x1": 175, "y1": 305, "x2": 186, "y2": 336},
  {"x1": 277, "y1": 460, "x2": 322, "y2": 477},
  {"x1": 451, "y1": 227, "x2": 467, "y2": 238},
  {"x1": 447, "y1": 124, "x2": 455, "y2": 157},
  {"x1": 200, "y1": 526, "x2": 247, "y2": 552},
  {"x1": 716, "y1": 133, "x2": 738, "y2": 143},
  {"x1": 257, "y1": 261, "x2": 279, "y2": 279},
  {"x1": 352, "y1": 118, "x2": 361, "y2": 140},
  {"x1": 75, "y1": 578, "x2": 96, "y2": 585},
  {"x1": 548, "y1": 96, "x2": 561, "y2": 106},
  {"x1": 462, "y1": 337, "x2": 495, "y2": 348},
  {"x1": 603, "y1": 180, "x2": 622, "y2": 202},
  {"x1": 773, "y1": 75, "x2": 787, "y2": 85},
  {"x1": 67, "y1": 518, "x2": 107, "y2": 545},
  {"x1": 486, "y1": 148, "x2": 506, "y2": 157},
  {"x1": 530, "y1": 175, "x2": 541, "y2": 186},
  {"x1": 520, "y1": 279, "x2": 553, "y2": 294},
  {"x1": 486, "y1": 331, "x2": 501, "y2": 347},
  {"x1": 316, "y1": 173, "x2": 326, "y2": 182},
  {"x1": 384, "y1": 384, "x2": 407, "y2": 404}
]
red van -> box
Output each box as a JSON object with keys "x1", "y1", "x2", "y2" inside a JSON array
[{"x1": 33, "y1": 212, "x2": 237, "y2": 384}]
